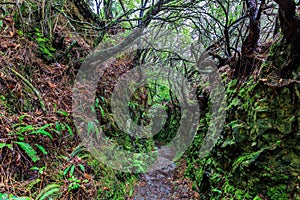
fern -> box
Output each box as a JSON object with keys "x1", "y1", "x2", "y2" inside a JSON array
[
  {"x1": 0, "y1": 143, "x2": 6, "y2": 149},
  {"x1": 36, "y1": 184, "x2": 60, "y2": 200},
  {"x1": 30, "y1": 129, "x2": 53, "y2": 139},
  {"x1": 35, "y1": 144, "x2": 48, "y2": 155},
  {"x1": 63, "y1": 165, "x2": 72, "y2": 177},
  {"x1": 70, "y1": 144, "x2": 87, "y2": 159},
  {"x1": 65, "y1": 123, "x2": 73, "y2": 136},
  {"x1": 69, "y1": 165, "x2": 76, "y2": 177},
  {"x1": 27, "y1": 178, "x2": 42, "y2": 190},
  {"x1": 15, "y1": 142, "x2": 40, "y2": 162},
  {"x1": 15, "y1": 125, "x2": 34, "y2": 135}
]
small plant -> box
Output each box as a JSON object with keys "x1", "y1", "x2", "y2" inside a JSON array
[
  {"x1": 36, "y1": 183, "x2": 61, "y2": 200},
  {"x1": 267, "y1": 185, "x2": 289, "y2": 200},
  {"x1": 5, "y1": 116, "x2": 54, "y2": 162},
  {"x1": 30, "y1": 27, "x2": 56, "y2": 61},
  {"x1": 57, "y1": 145, "x2": 91, "y2": 194},
  {"x1": 12, "y1": 120, "x2": 53, "y2": 140},
  {"x1": 67, "y1": 176, "x2": 88, "y2": 192},
  {"x1": 63, "y1": 145, "x2": 87, "y2": 176},
  {"x1": 30, "y1": 166, "x2": 47, "y2": 175},
  {"x1": 15, "y1": 141, "x2": 40, "y2": 162},
  {"x1": 95, "y1": 97, "x2": 106, "y2": 117},
  {"x1": 54, "y1": 121, "x2": 74, "y2": 137}
]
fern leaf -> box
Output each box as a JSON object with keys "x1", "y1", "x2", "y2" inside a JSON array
[
  {"x1": 36, "y1": 184, "x2": 60, "y2": 200},
  {"x1": 35, "y1": 144, "x2": 48, "y2": 155},
  {"x1": 15, "y1": 142, "x2": 40, "y2": 162}
]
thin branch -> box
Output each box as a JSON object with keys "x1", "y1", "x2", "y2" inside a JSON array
[
  {"x1": 0, "y1": 2, "x2": 16, "y2": 4},
  {"x1": 118, "y1": 0, "x2": 134, "y2": 28},
  {"x1": 8, "y1": 67, "x2": 48, "y2": 115}
]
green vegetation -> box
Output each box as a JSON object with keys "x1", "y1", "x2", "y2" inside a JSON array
[
  {"x1": 1, "y1": 0, "x2": 300, "y2": 199},
  {"x1": 185, "y1": 39, "x2": 300, "y2": 199}
]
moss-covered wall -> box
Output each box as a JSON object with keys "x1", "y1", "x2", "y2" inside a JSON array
[{"x1": 186, "y1": 37, "x2": 300, "y2": 199}]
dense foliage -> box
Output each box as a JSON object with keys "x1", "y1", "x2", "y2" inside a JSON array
[{"x1": 0, "y1": 0, "x2": 300, "y2": 199}]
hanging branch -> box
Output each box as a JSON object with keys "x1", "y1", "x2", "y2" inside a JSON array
[{"x1": 86, "y1": 0, "x2": 170, "y2": 65}]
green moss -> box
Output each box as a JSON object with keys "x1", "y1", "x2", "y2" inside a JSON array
[
  {"x1": 33, "y1": 28, "x2": 56, "y2": 61},
  {"x1": 185, "y1": 35, "x2": 300, "y2": 199},
  {"x1": 88, "y1": 159, "x2": 136, "y2": 200},
  {"x1": 267, "y1": 185, "x2": 289, "y2": 200},
  {"x1": 0, "y1": 95, "x2": 7, "y2": 107}
]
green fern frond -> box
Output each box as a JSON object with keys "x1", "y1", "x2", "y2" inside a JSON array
[
  {"x1": 15, "y1": 142, "x2": 40, "y2": 162},
  {"x1": 70, "y1": 144, "x2": 87, "y2": 159},
  {"x1": 36, "y1": 184, "x2": 60, "y2": 200},
  {"x1": 35, "y1": 144, "x2": 48, "y2": 155}
]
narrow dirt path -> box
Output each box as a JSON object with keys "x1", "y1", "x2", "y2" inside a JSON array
[{"x1": 129, "y1": 160, "x2": 199, "y2": 200}]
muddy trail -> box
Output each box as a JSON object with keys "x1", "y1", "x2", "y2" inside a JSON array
[{"x1": 129, "y1": 160, "x2": 199, "y2": 200}]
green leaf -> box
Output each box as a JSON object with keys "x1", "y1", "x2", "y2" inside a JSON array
[
  {"x1": 17, "y1": 30, "x2": 23, "y2": 36},
  {"x1": 55, "y1": 121, "x2": 62, "y2": 134},
  {"x1": 30, "y1": 166, "x2": 40, "y2": 171},
  {"x1": 17, "y1": 125, "x2": 34, "y2": 134},
  {"x1": 0, "y1": 193, "x2": 9, "y2": 199},
  {"x1": 30, "y1": 129, "x2": 53, "y2": 139},
  {"x1": 36, "y1": 184, "x2": 60, "y2": 200},
  {"x1": 15, "y1": 142, "x2": 40, "y2": 162},
  {"x1": 69, "y1": 165, "x2": 76, "y2": 176},
  {"x1": 56, "y1": 110, "x2": 68, "y2": 117},
  {"x1": 27, "y1": 178, "x2": 41, "y2": 190},
  {"x1": 6, "y1": 144, "x2": 13, "y2": 150},
  {"x1": 78, "y1": 164, "x2": 85, "y2": 172},
  {"x1": 19, "y1": 114, "x2": 29, "y2": 121},
  {"x1": 90, "y1": 105, "x2": 96, "y2": 113},
  {"x1": 39, "y1": 123, "x2": 52, "y2": 130},
  {"x1": 0, "y1": 143, "x2": 6, "y2": 149},
  {"x1": 11, "y1": 197, "x2": 31, "y2": 200},
  {"x1": 70, "y1": 144, "x2": 87, "y2": 158},
  {"x1": 65, "y1": 123, "x2": 73, "y2": 136},
  {"x1": 99, "y1": 105, "x2": 105, "y2": 118},
  {"x1": 35, "y1": 144, "x2": 48, "y2": 155},
  {"x1": 63, "y1": 165, "x2": 71, "y2": 177},
  {"x1": 99, "y1": 96, "x2": 105, "y2": 102},
  {"x1": 17, "y1": 136, "x2": 25, "y2": 141},
  {"x1": 87, "y1": 121, "x2": 95, "y2": 134}
]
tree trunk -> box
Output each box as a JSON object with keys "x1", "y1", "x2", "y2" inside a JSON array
[{"x1": 274, "y1": 0, "x2": 300, "y2": 69}]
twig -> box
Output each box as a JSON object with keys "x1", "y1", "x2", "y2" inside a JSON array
[
  {"x1": 8, "y1": 67, "x2": 48, "y2": 115},
  {"x1": 0, "y1": 2, "x2": 16, "y2": 5}
]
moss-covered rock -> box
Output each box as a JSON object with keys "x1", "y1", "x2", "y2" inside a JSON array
[{"x1": 186, "y1": 37, "x2": 300, "y2": 199}]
